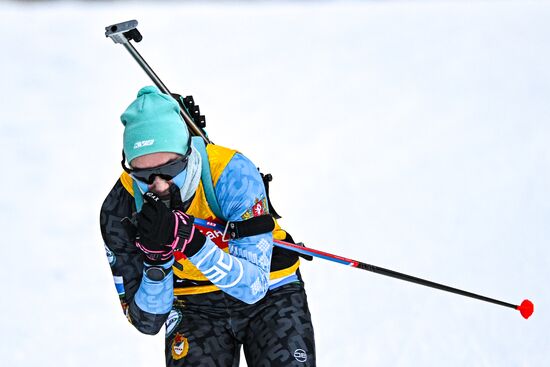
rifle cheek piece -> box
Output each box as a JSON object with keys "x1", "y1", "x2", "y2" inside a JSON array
[{"x1": 105, "y1": 20, "x2": 140, "y2": 44}]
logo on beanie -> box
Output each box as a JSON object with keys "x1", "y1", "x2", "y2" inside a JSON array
[{"x1": 134, "y1": 139, "x2": 155, "y2": 149}]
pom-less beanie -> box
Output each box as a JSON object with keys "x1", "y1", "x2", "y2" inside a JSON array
[{"x1": 121, "y1": 86, "x2": 189, "y2": 164}]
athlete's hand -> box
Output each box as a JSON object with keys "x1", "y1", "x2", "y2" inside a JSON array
[
  {"x1": 135, "y1": 190, "x2": 205, "y2": 262},
  {"x1": 135, "y1": 192, "x2": 178, "y2": 262},
  {"x1": 137, "y1": 192, "x2": 175, "y2": 245}
]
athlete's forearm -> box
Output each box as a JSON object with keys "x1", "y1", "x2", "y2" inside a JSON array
[
  {"x1": 189, "y1": 232, "x2": 272, "y2": 303},
  {"x1": 101, "y1": 180, "x2": 173, "y2": 334}
]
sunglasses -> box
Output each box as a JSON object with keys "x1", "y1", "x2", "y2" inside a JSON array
[
  {"x1": 121, "y1": 149, "x2": 191, "y2": 185},
  {"x1": 130, "y1": 157, "x2": 189, "y2": 184},
  {"x1": 121, "y1": 133, "x2": 193, "y2": 184}
]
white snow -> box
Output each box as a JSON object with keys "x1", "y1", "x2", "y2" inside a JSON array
[{"x1": 1, "y1": 1, "x2": 549, "y2": 366}]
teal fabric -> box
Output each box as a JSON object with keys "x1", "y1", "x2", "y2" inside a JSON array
[
  {"x1": 121, "y1": 86, "x2": 190, "y2": 163},
  {"x1": 131, "y1": 137, "x2": 220, "y2": 217},
  {"x1": 191, "y1": 137, "x2": 225, "y2": 220},
  {"x1": 132, "y1": 180, "x2": 144, "y2": 212}
]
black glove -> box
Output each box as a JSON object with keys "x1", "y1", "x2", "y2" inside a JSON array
[
  {"x1": 136, "y1": 192, "x2": 175, "y2": 247},
  {"x1": 133, "y1": 192, "x2": 177, "y2": 263},
  {"x1": 169, "y1": 184, "x2": 185, "y2": 211},
  {"x1": 134, "y1": 189, "x2": 206, "y2": 262}
]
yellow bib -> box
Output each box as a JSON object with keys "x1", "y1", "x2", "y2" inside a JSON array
[{"x1": 120, "y1": 144, "x2": 297, "y2": 295}]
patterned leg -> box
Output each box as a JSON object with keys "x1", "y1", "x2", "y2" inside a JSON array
[
  {"x1": 242, "y1": 283, "x2": 316, "y2": 367},
  {"x1": 165, "y1": 295, "x2": 241, "y2": 367}
]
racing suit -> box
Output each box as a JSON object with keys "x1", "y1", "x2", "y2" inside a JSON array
[{"x1": 100, "y1": 144, "x2": 315, "y2": 366}]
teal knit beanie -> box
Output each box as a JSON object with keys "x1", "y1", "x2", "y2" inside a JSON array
[{"x1": 121, "y1": 86, "x2": 190, "y2": 164}]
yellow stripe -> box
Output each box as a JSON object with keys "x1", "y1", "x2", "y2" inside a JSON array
[
  {"x1": 120, "y1": 172, "x2": 134, "y2": 196},
  {"x1": 174, "y1": 285, "x2": 220, "y2": 296},
  {"x1": 269, "y1": 260, "x2": 300, "y2": 280},
  {"x1": 174, "y1": 262, "x2": 300, "y2": 296},
  {"x1": 206, "y1": 144, "x2": 238, "y2": 186},
  {"x1": 172, "y1": 259, "x2": 209, "y2": 281},
  {"x1": 172, "y1": 246, "x2": 230, "y2": 281},
  {"x1": 186, "y1": 181, "x2": 216, "y2": 221}
]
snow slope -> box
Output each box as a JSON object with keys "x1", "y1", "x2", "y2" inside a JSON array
[{"x1": 1, "y1": 1, "x2": 549, "y2": 366}]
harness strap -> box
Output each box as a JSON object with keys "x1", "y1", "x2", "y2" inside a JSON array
[
  {"x1": 191, "y1": 136, "x2": 225, "y2": 220},
  {"x1": 223, "y1": 214, "x2": 275, "y2": 240},
  {"x1": 193, "y1": 137, "x2": 277, "y2": 239}
]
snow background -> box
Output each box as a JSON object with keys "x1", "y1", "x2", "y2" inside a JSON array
[{"x1": 1, "y1": 0, "x2": 549, "y2": 366}]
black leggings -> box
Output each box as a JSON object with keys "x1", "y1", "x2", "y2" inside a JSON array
[{"x1": 165, "y1": 282, "x2": 316, "y2": 367}]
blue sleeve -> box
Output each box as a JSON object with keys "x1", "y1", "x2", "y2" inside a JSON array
[
  {"x1": 188, "y1": 153, "x2": 272, "y2": 304},
  {"x1": 134, "y1": 258, "x2": 174, "y2": 314}
]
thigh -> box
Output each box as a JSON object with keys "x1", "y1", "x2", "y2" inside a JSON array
[
  {"x1": 165, "y1": 301, "x2": 240, "y2": 367},
  {"x1": 243, "y1": 283, "x2": 316, "y2": 367}
]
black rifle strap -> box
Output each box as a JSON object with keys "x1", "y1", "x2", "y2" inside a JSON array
[{"x1": 225, "y1": 214, "x2": 275, "y2": 240}]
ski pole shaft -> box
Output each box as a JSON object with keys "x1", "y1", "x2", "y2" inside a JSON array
[
  {"x1": 273, "y1": 239, "x2": 533, "y2": 319},
  {"x1": 193, "y1": 218, "x2": 533, "y2": 319},
  {"x1": 105, "y1": 20, "x2": 211, "y2": 144}
]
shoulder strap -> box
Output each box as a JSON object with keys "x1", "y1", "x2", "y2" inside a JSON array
[
  {"x1": 192, "y1": 137, "x2": 226, "y2": 221},
  {"x1": 192, "y1": 137, "x2": 275, "y2": 239}
]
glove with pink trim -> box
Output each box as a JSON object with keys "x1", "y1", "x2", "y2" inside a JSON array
[{"x1": 135, "y1": 190, "x2": 205, "y2": 264}]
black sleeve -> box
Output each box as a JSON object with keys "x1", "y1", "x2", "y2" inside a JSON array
[{"x1": 100, "y1": 179, "x2": 170, "y2": 335}]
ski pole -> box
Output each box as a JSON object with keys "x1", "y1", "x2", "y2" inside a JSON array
[
  {"x1": 193, "y1": 218, "x2": 534, "y2": 319},
  {"x1": 104, "y1": 20, "x2": 211, "y2": 144}
]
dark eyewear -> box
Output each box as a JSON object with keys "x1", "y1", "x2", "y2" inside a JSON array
[
  {"x1": 123, "y1": 155, "x2": 189, "y2": 184},
  {"x1": 120, "y1": 134, "x2": 193, "y2": 184}
]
